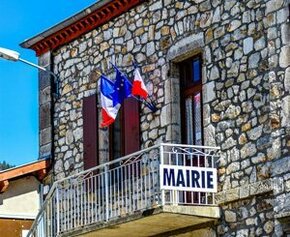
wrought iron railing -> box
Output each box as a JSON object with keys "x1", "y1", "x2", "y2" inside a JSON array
[{"x1": 27, "y1": 143, "x2": 219, "y2": 237}]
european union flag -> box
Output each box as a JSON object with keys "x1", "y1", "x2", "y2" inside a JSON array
[{"x1": 111, "y1": 64, "x2": 132, "y2": 106}]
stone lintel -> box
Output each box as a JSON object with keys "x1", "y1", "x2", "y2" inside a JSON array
[{"x1": 167, "y1": 32, "x2": 204, "y2": 62}]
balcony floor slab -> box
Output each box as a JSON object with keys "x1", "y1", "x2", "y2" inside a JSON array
[{"x1": 65, "y1": 206, "x2": 220, "y2": 237}]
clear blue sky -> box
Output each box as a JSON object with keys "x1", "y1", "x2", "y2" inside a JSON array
[{"x1": 0, "y1": 0, "x2": 97, "y2": 166}]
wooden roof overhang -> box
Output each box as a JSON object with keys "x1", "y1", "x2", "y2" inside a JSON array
[
  {"x1": 0, "y1": 159, "x2": 51, "y2": 193},
  {"x1": 21, "y1": 0, "x2": 144, "y2": 56}
]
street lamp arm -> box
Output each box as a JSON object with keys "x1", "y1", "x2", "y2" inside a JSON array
[
  {"x1": 0, "y1": 46, "x2": 60, "y2": 98},
  {"x1": 18, "y1": 58, "x2": 47, "y2": 72},
  {"x1": 18, "y1": 57, "x2": 60, "y2": 98},
  {"x1": 18, "y1": 57, "x2": 59, "y2": 97}
]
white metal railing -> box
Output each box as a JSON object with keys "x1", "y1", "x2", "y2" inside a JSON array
[{"x1": 27, "y1": 143, "x2": 219, "y2": 237}]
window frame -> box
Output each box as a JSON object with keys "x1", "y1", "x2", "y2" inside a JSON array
[{"x1": 179, "y1": 55, "x2": 204, "y2": 146}]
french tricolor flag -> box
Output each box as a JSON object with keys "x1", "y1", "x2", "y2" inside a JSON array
[
  {"x1": 132, "y1": 68, "x2": 149, "y2": 99},
  {"x1": 100, "y1": 75, "x2": 121, "y2": 127}
]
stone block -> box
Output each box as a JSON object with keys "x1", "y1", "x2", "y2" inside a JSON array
[
  {"x1": 160, "y1": 104, "x2": 170, "y2": 127},
  {"x1": 281, "y1": 23, "x2": 290, "y2": 45},
  {"x1": 281, "y1": 96, "x2": 290, "y2": 127},
  {"x1": 225, "y1": 210, "x2": 237, "y2": 222},
  {"x1": 266, "y1": 0, "x2": 283, "y2": 14},
  {"x1": 239, "y1": 185, "x2": 250, "y2": 199},
  {"x1": 40, "y1": 103, "x2": 51, "y2": 129},
  {"x1": 285, "y1": 67, "x2": 290, "y2": 92},
  {"x1": 38, "y1": 51, "x2": 51, "y2": 67},
  {"x1": 164, "y1": 79, "x2": 172, "y2": 105},
  {"x1": 225, "y1": 187, "x2": 240, "y2": 203},
  {"x1": 237, "y1": 229, "x2": 249, "y2": 237},
  {"x1": 241, "y1": 142, "x2": 256, "y2": 159},
  {"x1": 279, "y1": 46, "x2": 290, "y2": 68},
  {"x1": 203, "y1": 81, "x2": 216, "y2": 103},
  {"x1": 249, "y1": 53, "x2": 261, "y2": 69},
  {"x1": 40, "y1": 127, "x2": 52, "y2": 146},
  {"x1": 204, "y1": 124, "x2": 216, "y2": 147},
  {"x1": 249, "y1": 179, "x2": 272, "y2": 196},
  {"x1": 39, "y1": 143, "x2": 51, "y2": 159},
  {"x1": 272, "y1": 156, "x2": 290, "y2": 176},
  {"x1": 215, "y1": 191, "x2": 226, "y2": 205},
  {"x1": 272, "y1": 177, "x2": 284, "y2": 195},
  {"x1": 247, "y1": 125, "x2": 263, "y2": 141},
  {"x1": 257, "y1": 135, "x2": 271, "y2": 150},
  {"x1": 39, "y1": 70, "x2": 51, "y2": 90},
  {"x1": 40, "y1": 86, "x2": 52, "y2": 105},
  {"x1": 200, "y1": 11, "x2": 213, "y2": 28}
]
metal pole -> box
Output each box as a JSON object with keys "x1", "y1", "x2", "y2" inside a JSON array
[
  {"x1": 18, "y1": 57, "x2": 59, "y2": 97},
  {"x1": 18, "y1": 57, "x2": 47, "y2": 71}
]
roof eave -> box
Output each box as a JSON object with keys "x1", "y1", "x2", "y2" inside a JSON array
[
  {"x1": 20, "y1": 0, "x2": 111, "y2": 49},
  {"x1": 20, "y1": 0, "x2": 144, "y2": 56},
  {"x1": 0, "y1": 158, "x2": 51, "y2": 193}
]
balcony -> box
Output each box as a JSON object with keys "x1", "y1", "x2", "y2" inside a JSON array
[{"x1": 28, "y1": 143, "x2": 220, "y2": 237}]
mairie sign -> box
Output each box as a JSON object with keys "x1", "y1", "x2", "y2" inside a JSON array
[{"x1": 160, "y1": 165, "x2": 217, "y2": 193}]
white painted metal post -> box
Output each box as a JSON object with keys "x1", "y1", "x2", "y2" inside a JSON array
[
  {"x1": 55, "y1": 184, "x2": 60, "y2": 235},
  {"x1": 105, "y1": 165, "x2": 109, "y2": 222},
  {"x1": 159, "y1": 144, "x2": 165, "y2": 206}
]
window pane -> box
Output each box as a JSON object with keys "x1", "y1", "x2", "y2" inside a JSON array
[
  {"x1": 192, "y1": 59, "x2": 201, "y2": 82},
  {"x1": 194, "y1": 93, "x2": 202, "y2": 145},
  {"x1": 185, "y1": 97, "x2": 193, "y2": 145}
]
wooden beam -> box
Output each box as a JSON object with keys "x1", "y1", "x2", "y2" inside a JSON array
[
  {"x1": 0, "y1": 160, "x2": 50, "y2": 182},
  {"x1": 0, "y1": 180, "x2": 9, "y2": 193},
  {"x1": 36, "y1": 169, "x2": 48, "y2": 181}
]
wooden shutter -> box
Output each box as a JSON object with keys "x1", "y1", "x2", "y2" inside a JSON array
[
  {"x1": 83, "y1": 94, "x2": 98, "y2": 170},
  {"x1": 123, "y1": 97, "x2": 140, "y2": 155}
]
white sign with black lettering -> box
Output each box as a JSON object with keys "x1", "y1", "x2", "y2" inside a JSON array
[{"x1": 160, "y1": 165, "x2": 217, "y2": 193}]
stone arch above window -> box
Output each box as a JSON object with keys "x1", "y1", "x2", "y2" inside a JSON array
[{"x1": 167, "y1": 32, "x2": 205, "y2": 63}]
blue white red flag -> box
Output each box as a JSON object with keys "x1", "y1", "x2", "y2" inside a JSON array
[
  {"x1": 111, "y1": 64, "x2": 132, "y2": 106},
  {"x1": 132, "y1": 67, "x2": 149, "y2": 99},
  {"x1": 100, "y1": 75, "x2": 121, "y2": 127}
]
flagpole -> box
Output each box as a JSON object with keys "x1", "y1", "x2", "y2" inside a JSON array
[
  {"x1": 132, "y1": 63, "x2": 157, "y2": 112},
  {"x1": 95, "y1": 70, "x2": 102, "y2": 76},
  {"x1": 131, "y1": 95, "x2": 157, "y2": 112}
]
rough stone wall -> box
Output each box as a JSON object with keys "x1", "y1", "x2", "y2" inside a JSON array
[
  {"x1": 218, "y1": 194, "x2": 276, "y2": 236},
  {"x1": 44, "y1": 0, "x2": 290, "y2": 235}
]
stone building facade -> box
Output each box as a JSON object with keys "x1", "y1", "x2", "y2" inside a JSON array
[{"x1": 21, "y1": 0, "x2": 290, "y2": 236}]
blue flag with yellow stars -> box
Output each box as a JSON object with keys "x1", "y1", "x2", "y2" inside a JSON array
[{"x1": 111, "y1": 64, "x2": 132, "y2": 106}]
